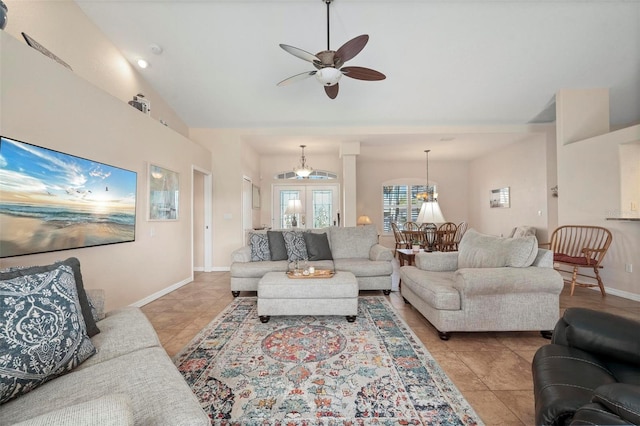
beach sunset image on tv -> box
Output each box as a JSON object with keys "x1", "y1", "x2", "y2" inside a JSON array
[{"x1": 0, "y1": 136, "x2": 137, "y2": 258}]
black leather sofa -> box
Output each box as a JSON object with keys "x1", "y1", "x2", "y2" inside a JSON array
[{"x1": 532, "y1": 307, "x2": 640, "y2": 425}]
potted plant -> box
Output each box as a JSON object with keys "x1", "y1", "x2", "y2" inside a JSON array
[{"x1": 412, "y1": 240, "x2": 421, "y2": 252}]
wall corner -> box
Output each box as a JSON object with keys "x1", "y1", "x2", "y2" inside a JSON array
[{"x1": 556, "y1": 88, "x2": 610, "y2": 145}]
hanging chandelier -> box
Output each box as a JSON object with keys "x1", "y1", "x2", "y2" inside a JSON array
[
  {"x1": 293, "y1": 145, "x2": 313, "y2": 178},
  {"x1": 417, "y1": 149, "x2": 445, "y2": 224}
]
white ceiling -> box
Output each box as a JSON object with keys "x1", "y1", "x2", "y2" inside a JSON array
[{"x1": 76, "y1": 0, "x2": 640, "y2": 161}]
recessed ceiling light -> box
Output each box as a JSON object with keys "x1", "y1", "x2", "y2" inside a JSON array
[{"x1": 137, "y1": 59, "x2": 149, "y2": 69}]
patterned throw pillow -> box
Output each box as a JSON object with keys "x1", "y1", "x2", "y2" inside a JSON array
[
  {"x1": 282, "y1": 230, "x2": 309, "y2": 261},
  {"x1": 0, "y1": 264, "x2": 97, "y2": 404},
  {"x1": 1, "y1": 258, "x2": 101, "y2": 337},
  {"x1": 249, "y1": 233, "x2": 270, "y2": 261},
  {"x1": 57, "y1": 258, "x2": 101, "y2": 337}
]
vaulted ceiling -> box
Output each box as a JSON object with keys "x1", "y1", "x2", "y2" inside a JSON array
[{"x1": 76, "y1": 0, "x2": 639, "y2": 161}]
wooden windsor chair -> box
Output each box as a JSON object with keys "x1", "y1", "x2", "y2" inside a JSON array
[
  {"x1": 402, "y1": 222, "x2": 423, "y2": 248},
  {"x1": 404, "y1": 222, "x2": 420, "y2": 231},
  {"x1": 452, "y1": 221, "x2": 468, "y2": 251},
  {"x1": 544, "y1": 225, "x2": 612, "y2": 296},
  {"x1": 391, "y1": 222, "x2": 410, "y2": 254},
  {"x1": 437, "y1": 222, "x2": 458, "y2": 252}
]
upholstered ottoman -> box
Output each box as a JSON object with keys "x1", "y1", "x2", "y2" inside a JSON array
[{"x1": 257, "y1": 271, "x2": 358, "y2": 323}]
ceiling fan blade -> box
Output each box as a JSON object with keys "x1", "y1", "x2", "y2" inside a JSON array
[
  {"x1": 279, "y1": 44, "x2": 321, "y2": 64},
  {"x1": 334, "y1": 35, "x2": 369, "y2": 68},
  {"x1": 324, "y1": 84, "x2": 339, "y2": 99},
  {"x1": 277, "y1": 71, "x2": 317, "y2": 86},
  {"x1": 341, "y1": 66, "x2": 386, "y2": 81}
]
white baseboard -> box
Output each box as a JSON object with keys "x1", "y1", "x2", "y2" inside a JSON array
[
  {"x1": 211, "y1": 266, "x2": 230, "y2": 272},
  {"x1": 597, "y1": 286, "x2": 640, "y2": 302},
  {"x1": 131, "y1": 275, "x2": 193, "y2": 307},
  {"x1": 131, "y1": 268, "x2": 233, "y2": 307},
  {"x1": 194, "y1": 267, "x2": 227, "y2": 272}
]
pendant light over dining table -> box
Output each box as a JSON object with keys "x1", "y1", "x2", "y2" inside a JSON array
[{"x1": 417, "y1": 149, "x2": 446, "y2": 224}]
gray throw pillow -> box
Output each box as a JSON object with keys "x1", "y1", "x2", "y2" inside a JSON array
[
  {"x1": 267, "y1": 231, "x2": 288, "y2": 261},
  {"x1": 0, "y1": 263, "x2": 97, "y2": 404},
  {"x1": 282, "y1": 230, "x2": 309, "y2": 261},
  {"x1": 303, "y1": 232, "x2": 333, "y2": 261},
  {"x1": 249, "y1": 233, "x2": 270, "y2": 261}
]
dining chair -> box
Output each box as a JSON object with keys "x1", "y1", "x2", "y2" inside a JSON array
[
  {"x1": 437, "y1": 222, "x2": 458, "y2": 252},
  {"x1": 404, "y1": 222, "x2": 419, "y2": 231},
  {"x1": 453, "y1": 221, "x2": 468, "y2": 250},
  {"x1": 400, "y1": 221, "x2": 421, "y2": 248},
  {"x1": 391, "y1": 222, "x2": 410, "y2": 254},
  {"x1": 420, "y1": 222, "x2": 438, "y2": 251}
]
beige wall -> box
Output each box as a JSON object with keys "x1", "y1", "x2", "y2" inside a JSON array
[
  {"x1": 556, "y1": 89, "x2": 640, "y2": 299},
  {"x1": 241, "y1": 142, "x2": 262, "y2": 228},
  {"x1": 3, "y1": 0, "x2": 189, "y2": 137},
  {"x1": 189, "y1": 129, "x2": 248, "y2": 269},
  {"x1": 358, "y1": 158, "x2": 469, "y2": 249},
  {"x1": 557, "y1": 88, "x2": 610, "y2": 145},
  {"x1": 558, "y1": 124, "x2": 640, "y2": 298},
  {"x1": 468, "y1": 131, "x2": 552, "y2": 241},
  {"x1": 0, "y1": 32, "x2": 212, "y2": 311},
  {"x1": 619, "y1": 141, "x2": 640, "y2": 217}
]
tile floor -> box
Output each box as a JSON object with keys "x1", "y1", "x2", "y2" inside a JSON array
[{"x1": 141, "y1": 272, "x2": 640, "y2": 425}]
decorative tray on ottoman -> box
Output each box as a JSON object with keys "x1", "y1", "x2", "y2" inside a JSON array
[{"x1": 286, "y1": 269, "x2": 335, "y2": 279}]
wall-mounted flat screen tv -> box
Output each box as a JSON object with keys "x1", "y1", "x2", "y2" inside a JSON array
[{"x1": 0, "y1": 136, "x2": 137, "y2": 258}]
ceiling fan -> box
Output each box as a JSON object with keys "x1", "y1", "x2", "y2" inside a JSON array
[{"x1": 277, "y1": 0, "x2": 386, "y2": 99}]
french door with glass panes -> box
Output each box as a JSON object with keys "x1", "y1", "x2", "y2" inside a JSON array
[{"x1": 273, "y1": 184, "x2": 340, "y2": 229}]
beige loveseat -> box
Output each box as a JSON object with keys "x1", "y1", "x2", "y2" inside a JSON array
[
  {"x1": 399, "y1": 229, "x2": 564, "y2": 340},
  {"x1": 230, "y1": 226, "x2": 394, "y2": 296}
]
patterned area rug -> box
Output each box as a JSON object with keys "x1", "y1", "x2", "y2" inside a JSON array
[{"x1": 174, "y1": 296, "x2": 483, "y2": 425}]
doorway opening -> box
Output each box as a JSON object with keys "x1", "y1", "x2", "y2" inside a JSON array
[{"x1": 192, "y1": 167, "x2": 212, "y2": 272}]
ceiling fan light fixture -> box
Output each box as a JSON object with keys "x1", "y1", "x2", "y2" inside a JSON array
[{"x1": 315, "y1": 67, "x2": 342, "y2": 86}]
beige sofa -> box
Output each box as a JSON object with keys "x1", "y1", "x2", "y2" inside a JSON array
[
  {"x1": 230, "y1": 226, "x2": 394, "y2": 296},
  {"x1": 0, "y1": 288, "x2": 208, "y2": 425},
  {"x1": 399, "y1": 229, "x2": 564, "y2": 340}
]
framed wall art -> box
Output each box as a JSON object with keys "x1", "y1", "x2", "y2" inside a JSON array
[
  {"x1": 148, "y1": 164, "x2": 179, "y2": 221},
  {"x1": 490, "y1": 187, "x2": 510, "y2": 208},
  {"x1": 0, "y1": 136, "x2": 137, "y2": 258}
]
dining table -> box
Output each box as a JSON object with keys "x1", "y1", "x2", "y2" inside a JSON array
[{"x1": 402, "y1": 227, "x2": 457, "y2": 252}]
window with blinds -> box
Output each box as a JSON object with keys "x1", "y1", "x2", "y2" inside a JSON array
[{"x1": 382, "y1": 184, "x2": 431, "y2": 233}]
